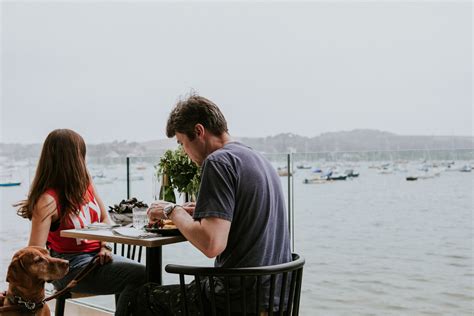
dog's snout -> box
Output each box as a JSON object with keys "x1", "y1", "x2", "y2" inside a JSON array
[{"x1": 52, "y1": 259, "x2": 70, "y2": 277}]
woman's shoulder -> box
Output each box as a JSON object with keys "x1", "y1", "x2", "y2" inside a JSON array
[
  {"x1": 34, "y1": 192, "x2": 58, "y2": 219},
  {"x1": 39, "y1": 191, "x2": 56, "y2": 202},
  {"x1": 43, "y1": 188, "x2": 58, "y2": 199},
  {"x1": 86, "y1": 183, "x2": 97, "y2": 199}
]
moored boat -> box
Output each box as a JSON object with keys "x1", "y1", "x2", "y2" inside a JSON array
[
  {"x1": 0, "y1": 169, "x2": 22, "y2": 187},
  {"x1": 0, "y1": 182, "x2": 21, "y2": 187},
  {"x1": 296, "y1": 164, "x2": 311, "y2": 170},
  {"x1": 0, "y1": 181, "x2": 21, "y2": 187},
  {"x1": 277, "y1": 167, "x2": 293, "y2": 177},
  {"x1": 459, "y1": 165, "x2": 472, "y2": 172}
]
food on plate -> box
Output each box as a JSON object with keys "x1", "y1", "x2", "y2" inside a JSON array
[{"x1": 147, "y1": 219, "x2": 177, "y2": 230}]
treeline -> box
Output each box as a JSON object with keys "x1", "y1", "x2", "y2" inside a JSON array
[
  {"x1": 239, "y1": 130, "x2": 473, "y2": 153},
  {"x1": 1, "y1": 129, "x2": 472, "y2": 161}
]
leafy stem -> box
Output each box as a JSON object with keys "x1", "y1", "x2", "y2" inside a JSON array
[{"x1": 155, "y1": 147, "x2": 201, "y2": 197}]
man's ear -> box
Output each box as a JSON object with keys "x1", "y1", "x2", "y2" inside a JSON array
[
  {"x1": 6, "y1": 258, "x2": 23, "y2": 284},
  {"x1": 195, "y1": 124, "x2": 205, "y2": 137}
]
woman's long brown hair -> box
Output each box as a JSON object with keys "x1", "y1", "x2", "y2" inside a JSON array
[{"x1": 16, "y1": 129, "x2": 90, "y2": 222}]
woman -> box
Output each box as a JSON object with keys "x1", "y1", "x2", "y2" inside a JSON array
[{"x1": 16, "y1": 129, "x2": 145, "y2": 316}]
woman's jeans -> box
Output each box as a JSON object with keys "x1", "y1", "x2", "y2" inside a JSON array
[{"x1": 50, "y1": 250, "x2": 146, "y2": 316}]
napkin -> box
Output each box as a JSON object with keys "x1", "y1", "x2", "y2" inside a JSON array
[
  {"x1": 112, "y1": 227, "x2": 156, "y2": 238},
  {"x1": 86, "y1": 223, "x2": 121, "y2": 230}
]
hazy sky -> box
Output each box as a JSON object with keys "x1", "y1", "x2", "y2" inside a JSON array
[{"x1": 1, "y1": 1, "x2": 472, "y2": 144}]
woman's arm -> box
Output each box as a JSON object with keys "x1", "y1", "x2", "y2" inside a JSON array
[
  {"x1": 90, "y1": 182, "x2": 111, "y2": 225},
  {"x1": 90, "y1": 182, "x2": 114, "y2": 262},
  {"x1": 28, "y1": 194, "x2": 57, "y2": 247}
]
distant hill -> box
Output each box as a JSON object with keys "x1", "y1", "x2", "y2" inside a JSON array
[
  {"x1": 1, "y1": 129, "x2": 472, "y2": 161},
  {"x1": 238, "y1": 129, "x2": 474, "y2": 153}
]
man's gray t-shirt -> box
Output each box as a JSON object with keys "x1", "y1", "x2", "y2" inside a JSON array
[{"x1": 193, "y1": 141, "x2": 291, "y2": 269}]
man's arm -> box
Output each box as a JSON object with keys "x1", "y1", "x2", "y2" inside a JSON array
[
  {"x1": 148, "y1": 202, "x2": 230, "y2": 258},
  {"x1": 171, "y1": 205, "x2": 230, "y2": 258}
]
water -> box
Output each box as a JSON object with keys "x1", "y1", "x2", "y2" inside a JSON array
[{"x1": 1, "y1": 161, "x2": 472, "y2": 315}]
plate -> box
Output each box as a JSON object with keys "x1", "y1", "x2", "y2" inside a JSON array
[{"x1": 144, "y1": 227, "x2": 182, "y2": 236}]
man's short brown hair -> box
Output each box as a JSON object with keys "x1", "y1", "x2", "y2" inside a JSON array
[{"x1": 166, "y1": 94, "x2": 228, "y2": 140}]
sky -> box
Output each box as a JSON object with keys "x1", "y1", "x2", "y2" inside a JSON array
[{"x1": 1, "y1": 0, "x2": 472, "y2": 144}]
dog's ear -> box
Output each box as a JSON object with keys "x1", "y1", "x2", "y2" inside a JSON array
[
  {"x1": 29, "y1": 246, "x2": 48, "y2": 254},
  {"x1": 37, "y1": 247, "x2": 50, "y2": 256},
  {"x1": 6, "y1": 257, "x2": 24, "y2": 284}
]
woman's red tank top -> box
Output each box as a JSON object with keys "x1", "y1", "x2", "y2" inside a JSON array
[{"x1": 46, "y1": 185, "x2": 101, "y2": 253}]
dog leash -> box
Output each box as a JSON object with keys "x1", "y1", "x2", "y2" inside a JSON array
[
  {"x1": 0, "y1": 254, "x2": 101, "y2": 314},
  {"x1": 44, "y1": 254, "x2": 101, "y2": 302}
]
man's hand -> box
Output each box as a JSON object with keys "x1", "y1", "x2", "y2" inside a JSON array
[
  {"x1": 147, "y1": 201, "x2": 196, "y2": 224},
  {"x1": 147, "y1": 200, "x2": 170, "y2": 224},
  {"x1": 148, "y1": 200, "x2": 230, "y2": 258}
]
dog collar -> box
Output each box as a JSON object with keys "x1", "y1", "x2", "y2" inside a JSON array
[{"x1": 8, "y1": 295, "x2": 44, "y2": 313}]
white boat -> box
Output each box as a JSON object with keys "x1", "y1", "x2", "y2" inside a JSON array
[
  {"x1": 408, "y1": 168, "x2": 442, "y2": 180},
  {"x1": 378, "y1": 167, "x2": 394, "y2": 174},
  {"x1": 92, "y1": 170, "x2": 117, "y2": 184},
  {"x1": 344, "y1": 169, "x2": 360, "y2": 178},
  {"x1": 459, "y1": 165, "x2": 472, "y2": 172},
  {"x1": 303, "y1": 177, "x2": 328, "y2": 184},
  {"x1": 418, "y1": 172, "x2": 440, "y2": 179},
  {"x1": 296, "y1": 164, "x2": 311, "y2": 170},
  {"x1": 303, "y1": 174, "x2": 329, "y2": 184},
  {"x1": 277, "y1": 167, "x2": 292, "y2": 177}
]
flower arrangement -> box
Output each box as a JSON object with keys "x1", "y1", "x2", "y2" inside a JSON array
[{"x1": 155, "y1": 147, "x2": 201, "y2": 201}]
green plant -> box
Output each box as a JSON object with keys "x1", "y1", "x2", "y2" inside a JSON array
[{"x1": 156, "y1": 147, "x2": 201, "y2": 199}]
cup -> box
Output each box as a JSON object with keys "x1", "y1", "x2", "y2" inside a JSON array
[{"x1": 132, "y1": 207, "x2": 148, "y2": 229}]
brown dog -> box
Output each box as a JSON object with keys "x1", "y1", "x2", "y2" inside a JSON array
[{"x1": 1, "y1": 246, "x2": 69, "y2": 315}]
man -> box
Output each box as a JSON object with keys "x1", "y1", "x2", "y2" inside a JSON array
[{"x1": 131, "y1": 94, "x2": 291, "y2": 315}]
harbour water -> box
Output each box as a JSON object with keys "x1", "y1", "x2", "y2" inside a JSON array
[{"x1": 0, "y1": 159, "x2": 472, "y2": 315}]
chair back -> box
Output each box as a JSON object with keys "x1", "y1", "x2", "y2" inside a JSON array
[
  {"x1": 113, "y1": 243, "x2": 143, "y2": 262},
  {"x1": 165, "y1": 253, "x2": 304, "y2": 316}
]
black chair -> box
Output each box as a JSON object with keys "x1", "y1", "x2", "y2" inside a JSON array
[
  {"x1": 165, "y1": 253, "x2": 304, "y2": 316},
  {"x1": 54, "y1": 244, "x2": 143, "y2": 316}
]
